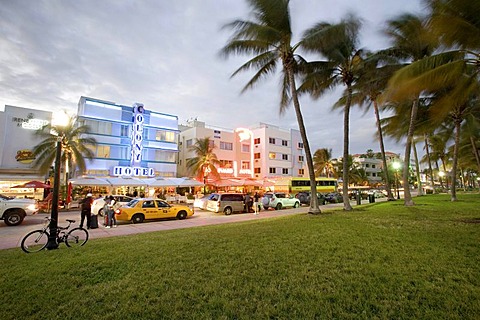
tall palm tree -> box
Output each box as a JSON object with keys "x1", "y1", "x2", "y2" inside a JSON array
[
  {"x1": 299, "y1": 14, "x2": 364, "y2": 210},
  {"x1": 313, "y1": 148, "x2": 335, "y2": 177},
  {"x1": 186, "y1": 137, "x2": 220, "y2": 193},
  {"x1": 32, "y1": 116, "x2": 97, "y2": 177},
  {"x1": 347, "y1": 53, "x2": 399, "y2": 200},
  {"x1": 220, "y1": 0, "x2": 321, "y2": 213},
  {"x1": 383, "y1": 13, "x2": 439, "y2": 206}
]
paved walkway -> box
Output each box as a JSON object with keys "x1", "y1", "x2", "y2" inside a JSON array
[{"x1": 1, "y1": 198, "x2": 386, "y2": 251}]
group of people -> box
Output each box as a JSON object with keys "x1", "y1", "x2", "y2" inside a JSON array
[
  {"x1": 244, "y1": 192, "x2": 260, "y2": 215},
  {"x1": 79, "y1": 193, "x2": 118, "y2": 229}
]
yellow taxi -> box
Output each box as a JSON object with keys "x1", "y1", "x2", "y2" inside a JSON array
[{"x1": 115, "y1": 198, "x2": 194, "y2": 223}]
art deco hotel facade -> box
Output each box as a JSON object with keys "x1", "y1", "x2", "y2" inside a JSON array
[{"x1": 0, "y1": 97, "x2": 307, "y2": 197}]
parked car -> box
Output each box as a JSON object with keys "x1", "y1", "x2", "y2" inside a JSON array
[
  {"x1": 193, "y1": 194, "x2": 212, "y2": 210},
  {"x1": 115, "y1": 198, "x2": 193, "y2": 223},
  {"x1": 264, "y1": 192, "x2": 300, "y2": 210},
  {"x1": 92, "y1": 195, "x2": 134, "y2": 216},
  {"x1": 324, "y1": 192, "x2": 344, "y2": 203},
  {"x1": 295, "y1": 192, "x2": 326, "y2": 205},
  {"x1": 206, "y1": 193, "x2": 246, "y2": 215},
  {"x1": 0, "y1": 194, "x2": 38, "y2": 226},
  {"x1": 368, "y1": 190, "x2": 385, "y2": 198}
]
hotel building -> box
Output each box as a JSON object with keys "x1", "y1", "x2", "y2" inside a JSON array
[
  {"x1": 76, "y1": 97, "x2": 179, "y2": 178},
  {"x1": 177, "y1": 120, "x2": 307, "y2": 180}
]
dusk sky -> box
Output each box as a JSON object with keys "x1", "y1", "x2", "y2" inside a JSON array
[{"x1": 0, "y1": 0, "x2": 425, "y2": 158}]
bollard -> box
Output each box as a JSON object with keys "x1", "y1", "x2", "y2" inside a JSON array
[{"x1": 356, "y1": 190, "x2": 361, "y2": 205}]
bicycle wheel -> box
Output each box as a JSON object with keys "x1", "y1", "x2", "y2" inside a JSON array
[
  {"x1": 21, "y1": 230, "x2": 49, "y2": 253},
  {"x1": 65, "y1": 228, "x2": 89, "y2": 247}
]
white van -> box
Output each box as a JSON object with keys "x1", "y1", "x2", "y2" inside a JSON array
[{"x1": 206, "y1": 193, "x2": 245, "y2": 215}]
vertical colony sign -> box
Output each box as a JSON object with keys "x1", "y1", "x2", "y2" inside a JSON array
[{"x1": 112, "y1": 103, "x2": 155, "y2": 177}]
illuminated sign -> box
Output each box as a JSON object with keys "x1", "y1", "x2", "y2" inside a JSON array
[
  {"x1": 239, "y1": 169, "x2": 252, "y2": 175},
  {"x1": 131, "y1": 103, "x2": 145, "y2": 166},
  {"x1": 12, "y1": 113, "x2": 49, "y2": 130},
  {"x1": 218, "y1": 168, "x2": 234, "y2": 174},
  {"x1": 112, "y1": 166, "x2": 155, "y2": 177},
  {"x1": 15, "y1": 149, "x2": 36, "y2": 164}
]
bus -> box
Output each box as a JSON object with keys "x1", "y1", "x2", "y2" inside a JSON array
[{"x1": 273, "y1": 177, "x2": 338, "y2": 194}]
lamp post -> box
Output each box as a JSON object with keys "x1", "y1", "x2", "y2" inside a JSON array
[
  {"x1": 392, "y1": 161, "x2": 401, "y2": 200},
  {"x1": 45, "y1": 135, "x2": 62, "y2": 250}
]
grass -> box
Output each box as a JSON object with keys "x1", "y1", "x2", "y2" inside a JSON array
[{"x1": 1, "y1": 194, "x2": 479, "y2": 319}]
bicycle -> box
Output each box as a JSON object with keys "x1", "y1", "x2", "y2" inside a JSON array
[{"x1": 21, "y1": 217, "x2": 89, "y2": 253}]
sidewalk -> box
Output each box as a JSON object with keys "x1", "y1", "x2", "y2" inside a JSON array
[{"x1": 1, "y1": 197, "x2": 386, "y2": 251}]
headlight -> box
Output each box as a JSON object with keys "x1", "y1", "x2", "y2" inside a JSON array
[{"x1": 27, "y1": 204, "x2": 37, "y2": 211}]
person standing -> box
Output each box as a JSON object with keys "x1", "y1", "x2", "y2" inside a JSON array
[
  {"x1": 80, "y1": 193, "x2": 93, "y2": 229},
  {"x1": 244, "y1": 193, "x2": 251, "y2": 213},
  {"x1": 253, "y1": 192, "x2": 260, "y2": 215},
  {"x1": 103, "y1": 196, "x2": 117, "y2": 228}
]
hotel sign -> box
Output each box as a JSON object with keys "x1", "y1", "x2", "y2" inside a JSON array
[{"x1": 111, "y1": 103, "x2": 155, "y2": 177}]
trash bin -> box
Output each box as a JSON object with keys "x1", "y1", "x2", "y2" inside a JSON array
[
  {"x1": 356, "y1": 191, "x2": 361, "y2": 205},
  {"x1": 368, "y1": 194, "x2": 375, "y2": 203}
]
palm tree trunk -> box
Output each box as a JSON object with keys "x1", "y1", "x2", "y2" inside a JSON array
[
  {"x1": 412, "y1": 141, "x2": 424, "y2": 195},
  {"x1": 373, "y1": 100, "x2": 394, "y2": 200},
  {"x1": 342, "y1": 85, "x2": 353, "y2": 211},
  {"x1": 424, "y1": 133, "x2": 435, "y2": 189},
  {"x1": 403, "y1": 99, "x2": 418, "y2": 206},
  {"x1": 451, "y1": 119, "x2": 461, "y2": 201},
  {"x1": 470, "y1": 136, "x2": 480, "y2": 173},
  {"x1": 287, "y1": 68, "x2": 320, "y2": 214}
]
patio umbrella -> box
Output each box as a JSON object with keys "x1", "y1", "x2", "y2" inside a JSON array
[
  {"x1": 70, "y1": 176, "x2": 112, "y2": 186},
  {"x1": 12, "y1": 180, "x2": 52, "y2": 189},
  {"x1": 170, "y1": 177, "x2": 204, "y2": 187},
  {"x1": 144, "y1": 177, "x2": 177, "y2": 187},
  {"x1": 106, "y1": 176, "x2": 148, "y2": 187}
]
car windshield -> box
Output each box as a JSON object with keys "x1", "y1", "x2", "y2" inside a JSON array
[
  {"x1": 263, "y1": 194, "x2": 273, "y2": 199},
  {"x1": 126, "y1": 199, "x2": 139, "y2": 207}
]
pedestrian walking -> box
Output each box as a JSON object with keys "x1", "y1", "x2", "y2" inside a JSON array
[
  {"x1": 104, "y1": 195, "x2": 117, "y2": 228},
  {"x1": 80, "y1": 193, "x2": 93, "y2": 229},
  {"x1": 253, "y1": 192, "x2": 260, "y2": 215},
  {"x1": 244, "y1": 193, "x2": 252, "y2": 213}
]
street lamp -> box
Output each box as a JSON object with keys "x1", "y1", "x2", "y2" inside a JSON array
[
  {"x1": 45, "y1": 111, "x2": 69, "y2": 250},
  {"x1": 392, "y1": 161, "x2": 401, "y2": 200}
]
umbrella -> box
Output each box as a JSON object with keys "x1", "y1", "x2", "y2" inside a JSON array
[
  {"x1": 106, "y1": 176, "x2": 148, "y2": 187},
  {"x1": 144, "y1": 177, "x2": 177, "y2": 187},
  {"x1": 12, "y1": 180, "x2": 52, "y2": 189},
  {"x1": 207, "y1": 178, "x2": 243, "y2": 187},
  {"x1": 169, "y1": 177, "x2": 204, "y2": 187},
  {"x1": 70, "y1": 176, "x2": 112, "y2": 186}
]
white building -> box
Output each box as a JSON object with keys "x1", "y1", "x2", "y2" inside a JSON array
[
  {"x1": 77, "y1": 97, "x2": 179, "y2": 178},
  {"x1": 0, "y1": 105, "x2": 52, "y2": 196}
]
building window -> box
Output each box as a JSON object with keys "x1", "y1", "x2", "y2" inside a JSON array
[
  {"x1": 372, "y1": 172, "x2": 377, "y2": 177},
  {"x1": 372, "y1": 164, "x2": 376, "y2": 169},
  {"x1": 269, "y1": 137, "x2": 276, "y2": 144},
  {"x1": 186, "y1": 139, "x2": 193, "y2": 147},
  {"x1": 269, "y1": 167, "x2": 276, "y2": 174},
  {"x1": 220, "y1": 141, "x2": 233, "y2": 150},
  {"x1": 298, "y1": 169, "x2": 304, "y2": 175},
  {"x1": 269, "y1": 152, "x2": 276, "y2": 159},
  {"x1": 282, "y1": 154, "x2": 288, "y2": 160},
  {"x1": 219, "y1": 160, "x2": 233, "y2": 168},
  {"x1": 365, "y1": 164, "x2": 370, "y2": 168},
  {"x1": 154, "y1": 150, "x2": 176, "y2": 162},
  {"x1": 84, "y1": 119, "x2": 112, "y2": 135},
  {"x1": 242, "y1": 144, "x2": 250, "y2": 153},
  {"x1": 254, "y1": 168, "x2": 261, "y2": 174},
  {"x1": 214, "y1": 130, "x2": 221, "y2": 134},
  {"x1": 120, "y1": 125, "x2": 129, "y2": 137},
  {"x1": 282, "y1": 168, "x2": 289, "y2": 175},
  {"x1": 254, "y1": 153, "x2": 261, "y2": 159},
  {"x1": 298, "y1": 155, "x2": 304, "y2": 162},
  {"x1": 241, "y1": 161, "x2": 250, "y2": 169},
  {"x1": 95, "y1": 145, "x2": 111, "y2": 158},
  {"x1": 209, "y1": 140, "x2": 215, "y2": 148},
  {"x1": 298, "y1": 142, "x2": 304, "y2": 149},
  {"x1": 254, "y1": 138, "x2": 260, "y2": 144},
  {"x1": 282, "y1": 140, "x2": 288, "y2": 146},
  {"x1": 155, "y1": 130, "x2": 176, "y2": 142}
]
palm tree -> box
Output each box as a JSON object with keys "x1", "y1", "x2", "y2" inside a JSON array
[
  {"x1": 313, "y1": 148, "x2": 335, "y2": 177},
  {"x1": 220, "y1": 0, "x2": 321, "y2": 213},
  {"x1": 32, "y1": 116, "x2": 97, "y2": 177},
  {"x1": 348, "y1": 53, "x2": 399, "y2": 200},
  {"x1": 186, "y1": 137, "x2": 220, "y2": 193},
  {"x1": 299, "y1": 14, "x2": 364, "y2": 210},
  {"x1": 383, "y1": 13, "x2": 439, "y2": 206}
]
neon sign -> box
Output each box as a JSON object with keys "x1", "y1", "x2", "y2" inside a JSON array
[
  {"x1": 131, "y1": 103, "x2": 144, "y2": 166},
  {"x1": 111, "y1": 166, "x2": 155, "y2": 177}
]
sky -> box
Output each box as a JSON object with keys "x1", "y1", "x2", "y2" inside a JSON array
[{"x1": 0, "y1": 0, "x2": 425, "y2": 159}]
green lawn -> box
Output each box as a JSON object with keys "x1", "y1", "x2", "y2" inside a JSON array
[{"x1": 1, "y1": 194, "x2": 479, "y2": 319}]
